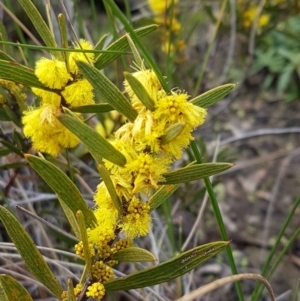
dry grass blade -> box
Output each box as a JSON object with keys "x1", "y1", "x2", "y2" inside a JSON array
[{"x1": 174, "y1": 273, "x2": 275, "y2": 301}]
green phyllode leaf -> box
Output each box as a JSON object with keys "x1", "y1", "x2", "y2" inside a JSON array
[
  {"x1": 98, "y1": 165, "x2": 123, "y2": 215},
  {"x1": 77, "y1": 61, "x2": 138, "y2": 122},
  {"x1": 70, "y1": 103, "x2": 114, "y2": 114},
  {"x1": 94, "y1": 24, "x2": 158, "y2": 70},
  {"x1": 124, "y1": 71, "x2": 155, "y2": 111},
  {"x1": 76, "y1": 211, "x2": 92, "y2": 272},
  {"x1": 190, "y1": 84, "x2": 236, "y2": 108},
  {"x1": 17, "y1": 0, "x2": 60, "y2": 59},
  {"x1": 0, "y1": 206, "x2": 63, "y2": 297},
  {"x1": 58, "y1": 111, "x2": 126, "y2": 167},
  {"x1": 111, "y1": 247, "x2": 156, "y2": 262},
  {"x1": 161, "y1": 163, "x2": 233, "y2": 184},
  {"x1": 0, "y1": 60, "x2": 45, "y2": 89},
  {"x1": 0, "y1": 274, "x2": 33, "y2": 301},
  {"x1": 25, "y1": 154, "x2": 97, "y2": 233},
  {"x1": 160, "y1": 123, "x2": 185, "y2": 145},
  {"x1": 105, "y1": 241, "x2": 229, "y2": 291},
  {"x1": 148, "y1": 184, "x2": 180, "y2": 211}
]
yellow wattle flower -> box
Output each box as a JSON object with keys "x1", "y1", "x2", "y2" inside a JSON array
[
  {"x1": 62, "y1": 79, "x2": 94, "y2": 107},
  {"x1": 22, "y1": 105, "x2": 80, "y2": 156},
  {"x1": 35, "y1": 58, "x2": 72, "y2": 89},
  {"x1": 31, "y1": 88, "x2": 61, "y2": 106},
  {"x1": 68, "y1": 39, "x2": 95, "y2": 75},
  {"x1": 121, "y1": 196, "x2": 151, "y2": 238}
]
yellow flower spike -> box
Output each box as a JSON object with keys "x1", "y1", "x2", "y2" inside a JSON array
[
  {"x1": 154, "y1": 92, "x2": 207, "y2": 128},
  {"x1": 121, "y1": 197, "x2": 151, "y2": 238},
  {"x1": 68, "y1": 39, "x2": 94, "y2": 75},
  {"x1": 127, "y1": 153, "x2": 170, "y2": 194},
  {"x1": 86, "y1": 282, "x2": 105, "y2": 300},
  {"x1": 31, "y1": 88, "x2": 61, "y2": 106},
  {"x1": 35, "y1": 58, "x2": 72, "y2": 89},
  {"x1": 62, "y1": 79, "x2": 94, "y2": 107}
]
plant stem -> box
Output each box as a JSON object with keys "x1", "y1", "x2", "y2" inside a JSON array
[{"x1": 190, "y1": 140, "x2": 244, "y2": 301}]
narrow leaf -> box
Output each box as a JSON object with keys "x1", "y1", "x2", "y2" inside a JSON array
[
  {"x1": 0, "y1": 20, "x2": 11, "y2": 54},
  {"x1": 124, "y1": 72, "x2": 155, "y2": 111},
  {"x1": 77, "y1": 61, "x2": 137, "y2": 121},
  {"x1": 0, "y1": 274, "x2": 33, "y2": 301},
  {"x1": 0, "y1": 147, "x2": 11, "y2": 157},
  {"x1": 111, "y1": 247, "x2": 156, "y2": 262},
  {"x1": 71, "y1": 103, "x2": 114, "y2": 114},
  {"x1": 190, "y1": 84, "x2": 236, "y2": 108},
  {"x1": 148, "y1": 184, "x2": 179, "y2": 211},
  {"x1": 0, "y1": 51, "x2": 15, "y2": 61},
  {"x1": 105, "y1": 241, "x2": 229, "y2": 291},
  {"x1": 76, "y1": 211, "x2": 92, "y2": 272},
  {"x1": 25, "y1": 154, "x2": 97, "y2": 229},
  {"x1": 58, "y1": 13, "x2": 70, "y2": 71},
  {"x1": 59, "y1": 198, "x2": 81, "y2": 239},
  {"x1": 67, "y1": 279, "x2": 76, "y2": 301},
  {"x1": 17, "y1": 0, "x2": 60, "y2": 59},
  {"x1": 102, "y1": 0, "x2": 169, "y2": 92},
  {"x1": 98, "y1": 165, "x2": 123, "y2": 214},
  {"x1": 161, "y1": 163, "x2": 233, "y2": 184},
  {"x1": 58, "y1": 112, "x2": 126, "y2": 167},
  {"x1": 0, "y1": 60, "x2": 45, "y2": 89},
  {"x1": 94, "y1": 25, "x2": 158, "y2": 70},
  {"x1": 0, "y1": 206, "x2": 63, "y2": 297},
  {"x1": 3, "y1": 104, "x2": 22, "y2": 127},
  {"x1": 0, "y1": 140, "x2": 23, "y2": 157},
  {"x1": 126, "y1": 34, "x2": 143, "y2": 68},
  {"x1": 94, "y1": 34, "x2": 108, "y2": 52}
]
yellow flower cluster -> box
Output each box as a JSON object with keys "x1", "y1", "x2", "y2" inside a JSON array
[
  {"x1": 22, "y1": 39, "x2": 95, "y2": 156},
  {"x1": 86, "y1": 282, "x2": 105, "y2": 299},
  {"x1": 76, "y1": 67, "x2": 206, "y2": 300},
  {"x1": 61, "y1": 283, "x2": 83, "y2": 301},
  {"x1": 148, "y1": 0, "x2": 186, "y2": 62}
]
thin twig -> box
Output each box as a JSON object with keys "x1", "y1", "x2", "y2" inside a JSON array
[{"x1": 174, "y1": 273, "x2": 275, "y2": 301}]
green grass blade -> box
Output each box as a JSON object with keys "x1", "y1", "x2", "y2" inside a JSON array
[
  {"x1": 102, "y1": 0, "x2": 169, "y2": 92},
  {"x1": 94, "y1": 24, "x2": 158, "y2": 70},
  {"x1": 105, "y1": 241, "x2": 229, "y2": 291},
  {"x1": 251, "y1": 195, "x2": 300, "y2": 301},
  {"x1": 0, "y1": 206, "x2": 63, "y2": 297},
  {"x1": 0, "y1": 275, "x2": 33, "y2": 301},
  {"x1": 17, "y1": 0, "x2": 60, "y2": 59},
  {"x1": 190, "y1": 140, "x2": 244, "y2": 301}
]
